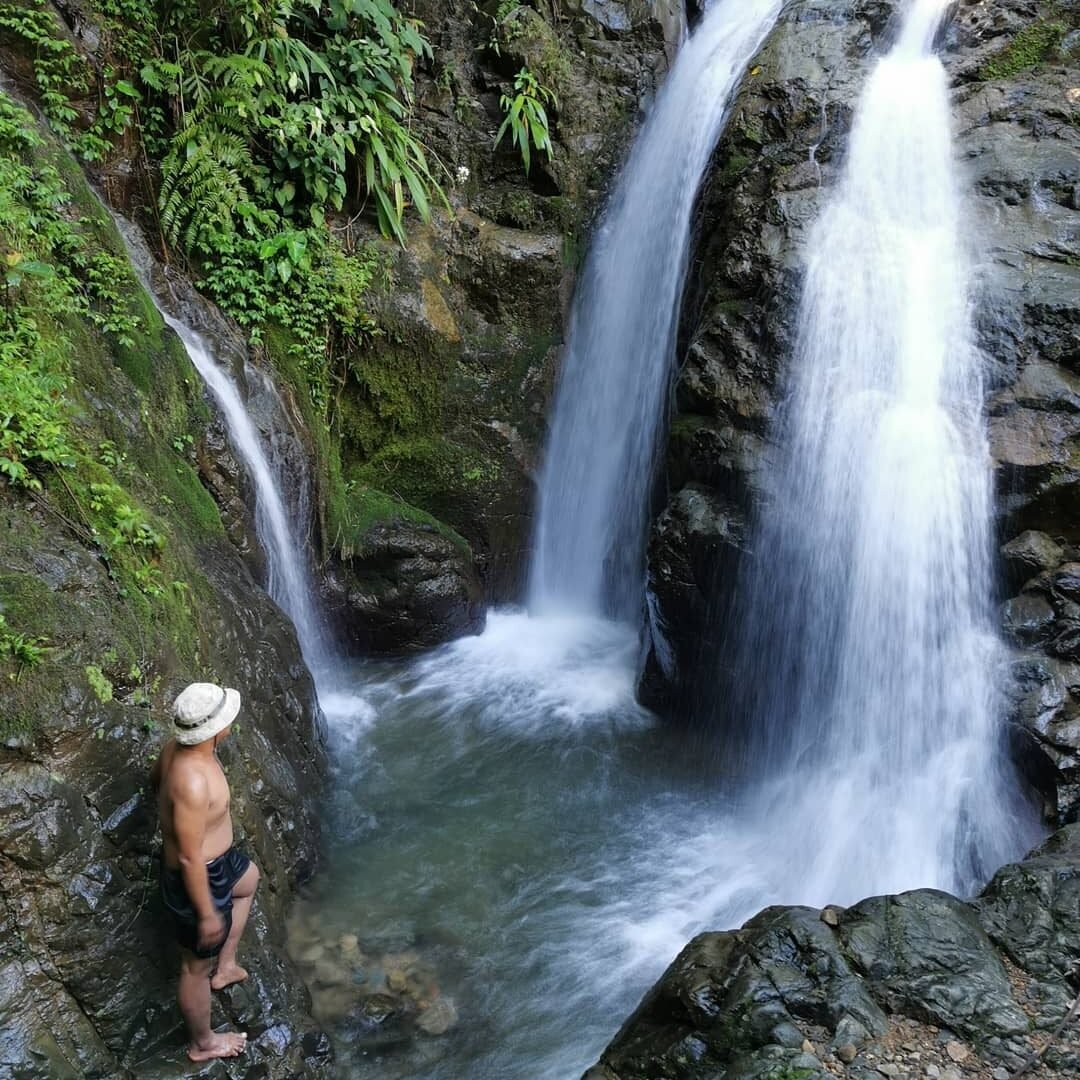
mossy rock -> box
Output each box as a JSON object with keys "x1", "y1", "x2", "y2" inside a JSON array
[
  {"x1": 978, "y1": 18, "x2": 1072, "y2": 81},
  {"x1": 352, "y1": 435, "x2": 506, "y2": 545},
  {"x1": 327, "y1": 483, "x2": 470, "y2": 560}
]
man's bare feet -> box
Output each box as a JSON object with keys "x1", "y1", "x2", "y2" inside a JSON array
[
  {"x1": 187, "y1": 1030, "x2": 248, "y2": 1062},
  {"x1": 210, "y1": 963, "x2": 249, "y2": 991}
]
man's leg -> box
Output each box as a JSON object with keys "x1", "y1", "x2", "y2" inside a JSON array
[
  {"x1": 178, "y1": 947, "x2": 247, "y2": 1061},
  {"x1": 211, "y1": 861, "x2": 260, "y2": 991}
]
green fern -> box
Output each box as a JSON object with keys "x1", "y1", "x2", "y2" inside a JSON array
[{"x1": 159, "y1": 110, "x2": 256, "y2": 250}]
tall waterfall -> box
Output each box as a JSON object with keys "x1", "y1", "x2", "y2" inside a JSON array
[
  {"x1": 731, "y1": 0, "x2": 1037, "y2": 897},
  {"x1": 528, "y1": 0, "x2": 782, "y2": 620}
]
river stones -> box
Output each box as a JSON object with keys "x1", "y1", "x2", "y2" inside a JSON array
[
  {"x1": 285, "y1": 915, "x2": 458, "y2": 1049},
  {"x1": 416, "y1": 998, "x2": 459, "y2": 1036}
]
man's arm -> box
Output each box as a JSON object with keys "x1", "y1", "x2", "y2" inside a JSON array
[{"x1": 171, "y1": 767, "x2": 226, "y2": 950}]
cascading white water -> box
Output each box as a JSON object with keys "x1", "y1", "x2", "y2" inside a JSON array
[
  {"x1": 107, "y1": 217, "x2": 334, "y2": 689},
  {"x1": 163, "y1": 317, "x2": 335, "y2": 684},
  {"x1": 528, "y1": 0, "x2": 782, "y2": 620},
  {"x1": 730, "y1": 0, "x2": 1039, "y2": 897}
]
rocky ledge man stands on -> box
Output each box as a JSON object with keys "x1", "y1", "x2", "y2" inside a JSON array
[{"x1": 151, "y1": 682, "x2": 262, "y2": 1063}]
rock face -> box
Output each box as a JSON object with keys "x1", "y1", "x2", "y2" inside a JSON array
[
  {"x1": 0, "y1": 112, "x2": 329, "y2": 1076},
  {"x1": 952, "y1": 2, "x2": 1080, "y2": 821},
  {"x1": 587, "y1": 824, "x2": 1080, "y2": 1080},
  {"x1": 324, "y1": 521, "x2": 484, "y2": 653},
  {"x1": 323, "y1": 0, "x2": 686, "y2": 615},
  {"x1": 641, "y1": 0, "x2": 1080, "y2": 816},
  {"x1": 641, "y1": 0, "x2": 900, "y2": 711}
]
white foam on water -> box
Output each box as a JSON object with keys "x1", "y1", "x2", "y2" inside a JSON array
[{"x1": 389, "y1": 610, "x2": 652, "y2": 735}]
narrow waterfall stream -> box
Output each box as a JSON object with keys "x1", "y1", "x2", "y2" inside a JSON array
[
  {"x1": 163, "y1": 320, "x2": 335, "y2": 680},
  {"x1": 115, "y1": 1, "x2": 1039, "y2": 1077},
  {"x1": 113, "y1": 217, "x2": 337, "y2": 691}
]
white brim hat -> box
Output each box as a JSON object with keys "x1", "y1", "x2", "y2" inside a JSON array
[{"x1": 173, "y1": 682, "x2": 241, "y2": 746}]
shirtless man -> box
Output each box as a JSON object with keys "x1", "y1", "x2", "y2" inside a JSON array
[{"x1": 151, "y1": 682, "x2": 261, "y2": 1063}]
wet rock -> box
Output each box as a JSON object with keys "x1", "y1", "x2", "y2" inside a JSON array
[
  {"x1": 1001, "y1": 531, "x2": 1066, "y2": 591},
  {"x1": 416, "y1": 997, "x2": 458, "y2": 1036},
  {"x1": 590, "y1": 826, "x2": 1080, "y2": 1078},
  {"x1": 324, "y1": 521, "x2": 483, "y2": 654},
  {"x1": 1002, "y1": 593, "x2": 1057, "y2": 644},
  {"x1": 977, "y1": 824, "x2": 1080, "y2": 984},
  {"x1": 639, "y1": 484, "x2": 747, "y2": 712},
  {"x1": 837, "y1": 891, "x2": 1029, "y2": 1043}
]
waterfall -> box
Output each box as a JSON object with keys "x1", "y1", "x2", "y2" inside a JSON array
[
  {"x1": 163, "y1": 317, "x2": 334, "y2": 683},
  {"x1": 110, "y1": 214, "x2": 334, "y2": 689},
  {"x1": 730, "y1": 0, "x2": 1038, "y2": 897},
  {"x1": 528, "y1": 0, "x2": 782, "y2": 621}
]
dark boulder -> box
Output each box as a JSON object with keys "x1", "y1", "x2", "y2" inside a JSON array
[
  {"x1": 590, "y1": 825, "x2": 1080, "y2": 1080},
  {"x1": 324, "y1": 520, "x2": 484, "y2": 654}
]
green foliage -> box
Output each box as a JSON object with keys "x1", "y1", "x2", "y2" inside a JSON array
[
  {"x1": 154, "y1": 0, "x2": 444, "y2": 253},
  {"x1": 0, "y1": 94, "x2": 148, "y2": 489},
  {"x1": 77, "y1": 70, "x2": 141, "y2": 162},
  {"x1": 479, "y1": 0, "x2": 523, "y2": 56},
  {"x1": 979, "y1": 19, "x2": 1068, "y2": 80},
  {"x1": 0, "y1": 613, "x2": 47, "y2": 673},
  {"x1": 86, "y1": 480, "x2": 166, "y2": 555},
  {"x1": 84, "y1": 663, "x2": 115, "y2": 703},
  {"x1": 495, "y1": 67, "x2": 556, "y2": 175},
  {"x1": 200, "y1": 229, "x2": 384, "y2": 410},
  {"x1": 0, "y1": 0, "x2": 89, "y2": 132}
]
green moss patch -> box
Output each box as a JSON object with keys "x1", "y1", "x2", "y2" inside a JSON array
[
  {"x1": 341, "y1": 346, "x2": 450, "y2": 459},
  {"x1": 328, "y1": 484, "x2": 469, "y2": 560},
  {"x1": 978, "y1": 19, "x2": 1069, "y2": 81},
  {"x1": 353, "y1": 435, "x2": 502, "y2": 538}
]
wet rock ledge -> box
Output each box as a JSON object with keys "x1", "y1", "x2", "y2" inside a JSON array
[{"x1": 586, "y1": 825, "x2": 1080, "y2": 1080}]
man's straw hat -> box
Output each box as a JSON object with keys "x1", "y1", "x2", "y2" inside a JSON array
[{"x1": 173, "y1": 682, "x2": 241, "y2": 746}]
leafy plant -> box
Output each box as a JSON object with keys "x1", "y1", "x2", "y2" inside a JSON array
[
  {"x1": 0, "y1": 614, "x2": 48, "y2": 675},
  {"x1": 87, "y1": 481, "x2": 166, "y2": 554},
  {"x1": 0, "y1": 0, "x2": 89, "y2": 133},
  {"x1": 84, "y1": 664, "x2": 115, "y2": 703},
  {"x1": 495, "y1": 67, "x2": 556, "y2": 175},
  {"x1": 156, "y1": 0, "x2": 445, "y2": 251}
]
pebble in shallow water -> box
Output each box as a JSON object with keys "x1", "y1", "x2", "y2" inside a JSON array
[{"x1": 285, "y1": 915, "x2": 458, "y2": 1040}]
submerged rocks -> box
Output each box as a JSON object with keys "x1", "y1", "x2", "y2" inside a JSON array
[
  {"x1": 285, "y1": 912, "x2": 458, "y2": 1051},
  {"x1": 589, "y1": 826, "x2": 1080, "y2": 1080}
]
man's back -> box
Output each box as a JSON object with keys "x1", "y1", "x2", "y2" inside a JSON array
[{"x1": 157, "y1": 739, "x2": 234, "y2": 869}]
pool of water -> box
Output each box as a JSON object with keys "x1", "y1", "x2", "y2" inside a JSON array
[{"x1": 291, "y1": 610, "x2": 1038, "y2": 1079}]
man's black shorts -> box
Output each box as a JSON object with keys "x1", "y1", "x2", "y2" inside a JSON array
[{"x1": 160, "y1": 846, "x2": 251, "y2": 959}]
